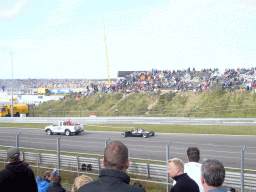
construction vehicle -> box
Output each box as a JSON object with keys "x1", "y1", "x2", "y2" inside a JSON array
[{"x1": 0, "y1": 104, "x2": 29, "y2": 117}]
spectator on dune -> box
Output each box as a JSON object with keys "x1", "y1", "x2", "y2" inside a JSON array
[
  {"x1": 71, "y1": 174, "x2": 93, "y2": 192},
  {"x1": 201, "y1": 159, "x2": 227, "y2": 192},
  {"x1": 47, "y1": 175, "x2": 66, "y2": 192},
  {"x1": 78, "y1": 140, "x2": 145, "y2": 192},
  {"x1": 36, "y1": 168, "x2": 57, "y2": 192},
  {"x1": 0, "y1": 147, "x2": 38, "y2": 192},
  {"x1": 168, "y1": 158, "x2": 199, "y2": 192}
]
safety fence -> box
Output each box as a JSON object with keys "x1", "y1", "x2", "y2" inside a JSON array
[
  {"x1": 1, "y1": 116, "x2": 256, "y2": 126},
  {"x1": 1, "y1": 148, "x2": 256, "y2": 192},
  {"x1": 1, "y1": 128, "x2": 256, "y2": 192}
]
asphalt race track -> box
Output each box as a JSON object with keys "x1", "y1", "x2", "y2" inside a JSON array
[{"x1": 0, "y1": 127, "x2": 255, "y2": 170}]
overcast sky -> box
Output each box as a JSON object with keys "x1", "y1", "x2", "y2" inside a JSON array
[{"x1": 0, "y1": 0, "x2": 255, "y2": 79}]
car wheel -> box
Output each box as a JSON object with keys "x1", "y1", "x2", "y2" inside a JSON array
[
  {"x1": 47, "y1": 129, "x2": 52, "y2": 135},
  {"x1": 150, "y1": 131, "x2": 155, "y2": 136},
  {"x1": 65, "y1": 130, "x2": 71, "y2": 136},
  {"x1": 121, "y1": 132, "x2": 126, "y2": 138},
  {"x1": 143, "y1": 133, "x2": 148, "y2": 138}
]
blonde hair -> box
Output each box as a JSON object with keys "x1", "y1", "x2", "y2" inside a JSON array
[
  {"x1": 169, "y1": 158, "x2": 184, "y2": 173},
  {"x1": 71, "y1": 175, "x2": 93, "y2": 192}
]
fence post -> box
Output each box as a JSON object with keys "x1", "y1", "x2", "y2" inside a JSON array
[
  {"x1": 220, "y1": 104, "x2": 221, "y2": 118},
  {"x1": 4, "y1": 157, "x2": 6, "y2": 168},
  {"x1": 105, "y1": 138, "x2": 110, "y2": 148},
  {"x1": 147, "y1": 163, "x2": 150, "y2": 177},
  {"x1": 245, "y1": 101, "x2": 246, "y2": 118},
  {"x1": 37, "y1": 154, "x2": 40, "y2": 177},
  {"x1": 241, "y1": 146, "x2": 246, "y2": 192},
  {"x1": 16, "y1": 133, "x2": 21, "y2": 148},
  {"x1": 166, "y1": 141, "x2": 171, "y2": 192},
  {"x1": 57, "y1": 137, "x2": 61, "y2": 175},
  {"x1": 77, "y1": 156, "x2": 80, "y2": 177},
  {"x1": 98, "y1": 158, "x2": 101, "y2": 173},
  {"x1": 22, "y1": 151, "x2": 25, "y2": 161}
]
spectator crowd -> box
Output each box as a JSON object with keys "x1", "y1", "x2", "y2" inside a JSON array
[
  {"x1": 2, "y1": 67, "x2": 256, "y2": 96},
  {"x1": 0, "y1": 142, "x2": 236, "y2": 192}
]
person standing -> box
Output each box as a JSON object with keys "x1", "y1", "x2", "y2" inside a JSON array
[
  {"x1": 168, "y1": 158, "x2": 199, "y2": 192},
  {"x1": 36, "y1": 168, "x2": 57, "y2": 192},
  {"x1": 47, "y1": 175, "x2": 66, "y2": 192},
  {"x1": 78, "y1": 141, "x2": 145, "y2": 192},
  {"x1": 0, "y1": 147, "x2": 38, "y2": 192},
  {"x1": 201, "y1": 159, "x2": 227, "y2": 192},
  {"x1": 71, "y1": 175, "x2": 93, "y2": 192},
  {"x1": 185, "y1": 147, "x2": 204, "y2": 192}
]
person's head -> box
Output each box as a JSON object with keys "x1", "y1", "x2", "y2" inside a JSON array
[
  {"x1": 6, "y1": 147, "x2": 20, "y2": 162},
  {"x1": 187, "y1": 147, "x2": 200, "y2": 162},
  {"x1": 133, "y1": 182, "x2": 143, "y2": 188},
  {"x1": 167, "y1": 158, "x2": 184, "y2": 179},
  {"x1": 44, "y1": 171, "x2": 54, "y2": 181},
  {"x1": 103, "y1": 141, "x2": 129, "y2": 171},
  {"x1": 53, "y1": 175, "x2": 61, "y2": 185},
  {"x1": 71, "y1": 174, "x2": 93, "y2": 192},
  {"x1": 201, "y1": 159, "x2": 225, "y2": 189}
]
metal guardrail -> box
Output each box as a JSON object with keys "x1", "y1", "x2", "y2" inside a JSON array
[
  {"x1": 1, "y1": 117, "x2": 256, "y2": 126},
  {"x1": 0, "y1": 150, "x2": 256, "y2": 191}
]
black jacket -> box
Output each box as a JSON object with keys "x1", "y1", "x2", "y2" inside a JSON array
[
  {"x1": 78, "y1": 169, "x2": 145, "y2": 192},
  {"x1": 47, "y1": 183, "x2": 66, "y2": 192},
  {"x1": 0, "y1": 161, "x2": 38, "y2": 192},
  {"x1": 171, "y1": 173, "x2": 200, "y2": 192}
]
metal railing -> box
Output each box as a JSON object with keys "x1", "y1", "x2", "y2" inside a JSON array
[
  {"x1": 1, "y1": 117, "x2": 256, "y2": 126},
  {"x1": 1, "y1": 149, "x2": 256, "y2": 192}
]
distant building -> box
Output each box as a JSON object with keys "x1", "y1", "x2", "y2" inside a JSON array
[{"x1": 117, "y1": 71, "x2": 136, "y2": 77}]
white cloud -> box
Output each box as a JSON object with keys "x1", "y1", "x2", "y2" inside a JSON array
[
  {"x1": 0, "y1": 0, "x2": 27, "y2": 17},
  {"x1": 44, "y1": 0, "x2": 84, "y2": 26},
  {"x1": 0, "y1": 0, "x2": 43, "y2": 23}
]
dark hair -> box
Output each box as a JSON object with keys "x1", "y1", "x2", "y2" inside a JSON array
[
  {"x1": 187, "y1": 147, "x2": 200, "y2": 162},
  {"x1": 53, "y1": 175, "x2": 61, "y2": 185},
  {"x1": 44, "y1": 171, "x2": 52, "y2": 179},
  {"x1": 134, "y1": 182, "x2": 142, "y2": 188},
  {"x1": 103, "y1": 141, "x2": 128, "y2": 171},
  {"x1": 201, "y1": 159, "x2": 225, "y2": 187}
]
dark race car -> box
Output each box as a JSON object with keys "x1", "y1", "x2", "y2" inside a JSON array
[{"x1": 121, "y1": 127, "x2": 155, "y2": 138}]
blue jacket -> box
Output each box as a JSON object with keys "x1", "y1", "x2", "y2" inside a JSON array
[{"x1": 36, "y1": 171, "x2": 57, "y2": 192}]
